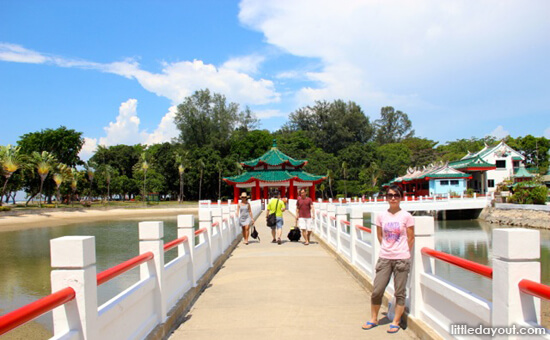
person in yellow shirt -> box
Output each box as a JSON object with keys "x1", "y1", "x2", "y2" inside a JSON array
[{"x1": 266, "y1": 190, "x2": 286, "y2": 245}]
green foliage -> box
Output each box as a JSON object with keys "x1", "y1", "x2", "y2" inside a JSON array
[
  {"x1": 374, "y1": 106, "x2": 414, "y2": 145},
  {"x1": 377, "y1": 143, "x2": 411, "y2": 185},
  {"x1": 0, "y1": 206, "x2": 11, "y2": 211},
  {"x1": 436, "y1": 136, "x2": 497, "y2": 162},
  {"x1": 509, "y1": 182, "x2": 548, "y2": 205}
]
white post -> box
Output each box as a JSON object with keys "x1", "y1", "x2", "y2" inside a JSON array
[
  {"x1": 222, "y1": 206, "x2": 231, "y2": 250},
  {"x1": 327, "y1": 204, "x2": 336, "y2": 246},
  {"x1": 492, "y1": 228, "x2": 540, "y2": 329},
  {"x1": 229, "y1": 205, "x2": 237, "y2": 239},
  {"x1": 139, "y1": 221, "x2": 167, "y2": 323},
  {"x1": 319, "y1": 203, "x2": 327, "y2": 236},
  {"x1": 178, "y1": 214, "x2": 196, "y2": 287},
  {"x1": 474, "y1": 193, "x2": 477, "y2": 199},
  {"x1": 50, "y1": 236, "x2": 98, "y2": 339},
  {"x1": 335, "y1": 206, "x2": 347, "y2": 253},
  {"x1": 409, "y1": 216, "x2": 435, "y2": 318},
  {"x1": 212, "y1": 208, "x2": 223, "y2": 257},
  {"x1": 370, "y1": 212, "x2": 381, "y2": 274},
  {"x1": 350, "y1": 207, "x2": 362, "y2": 265},
  {"x1": 199, "y1": 209, "x2": 214, "y2": 267}
]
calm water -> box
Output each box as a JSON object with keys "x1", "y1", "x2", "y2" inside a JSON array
[{"x1": 0, "y1": 217, "x2": 548, "y2": 336}]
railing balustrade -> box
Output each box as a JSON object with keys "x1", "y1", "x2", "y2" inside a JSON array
[{"x1": 0, "y1": 200, "x2": 262, "y2": 339}]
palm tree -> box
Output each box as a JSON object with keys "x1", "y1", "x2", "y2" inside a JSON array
[
  {"x1": 140, "y1": 153, "x2": 149, "y2": 205},
  {"x1": 175, "y1": 151, "x2": 189, "y2": 203},
  {"x1": 198, "y1": 158, "x2": 205, "y2": 201},
  {"x1": 319, "y1": 183, "x2": 326, "y2": 200},
  {"x1": 326, "y1": 169, "x2": 334, "y2": 198},
  {"x1": 216, "y1": 161, "x2": 224, "y2": 200},
  {"x1": 341, "y1": 161, "x2": 348, "y2": 197},
  {"x1": 53, "y1": 164, "x2": 70, "y2": 208},
  {"x1": 69, "y1": 168, "x2": 79, "y2": 207},
  {"x1": 31, "y1": 151, "x2": 56, "y2": 208},
  {"x1": 0, "y1": 145, "x2": 25, "y2": 206},
  {"x1": 84, "y1": 161, "x2": 97, "y2": 201}
]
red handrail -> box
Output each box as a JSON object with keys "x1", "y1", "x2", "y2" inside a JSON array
[
  {"x1": 341, "y1": 220, "x2": 351, "y2": 226},
  {"x1": 421, "y1": 247, "x2": 493, "y2": 279},
  {"x1": 519, "y1": 279, "x2": 550, "y2": 300},
  {"x1": 356, "y1": 225, "x2": 371, "y2": 233},
  {"x1": 97, "y1": 252, "x2": 154, "y2": 286},
  {"x1": 0, "y1": 287, "x2": 75, "y2": 336},
  {"x1": 212, "y1": 222, "x2": 219, "y2": 228},
  {"x1": 164, "y1": 236, "x2": 189, "y2": 252},
  {"x1": 330, "y1": 216, "x2": 336, "y2": 221},
  {"x1": 195, "y1": 228, "x2": 207, "y2": 236}
]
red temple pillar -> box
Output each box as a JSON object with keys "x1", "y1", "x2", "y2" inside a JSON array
[
  {"x1": 255, "y1": 181, "x2": 260, "y2": 200},
  {"x1": 233, "y1": 186, "x2": 239, "y2": 203},
  {"x1": 263, "y1": 186, "x2": 268, "y2": 199},
  {"x1": 309, "y1": 185, "x2": 316, "y2": 201},
  {"x1": 280, "y1": 186, "x2": 286, "y2": 198},
  {"x1": 289, "y1": 180, "x2": 295, "y2": 199}
]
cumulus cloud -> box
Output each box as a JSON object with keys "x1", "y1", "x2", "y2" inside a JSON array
[
  {"x1": 222, "y1": 54, "x2": 265, "y2": 75},
  {"x1": 239, "y1": 0, "x2": 550, "y2": 110},
  {"x1": 489, "y1": 125, "x2": 509, "y2": 140},
  {"x1": 144, "y1": 106, "x2": 179, "y2": 145},
  {"x1": 79, "y1": 137, "x2": 99, "y2": 161}
]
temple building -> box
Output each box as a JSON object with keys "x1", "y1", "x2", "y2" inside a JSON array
[
  {"x1": 223, "y1": 140, "x2": 326, "y2": 202},
  {"x1": 386, "y1": 162, "x2": 472, "y2": 197}
]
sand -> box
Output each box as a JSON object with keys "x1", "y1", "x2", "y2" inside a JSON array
[{"x1": 0, "y1": 206, "x2": 199, "y2": 232}]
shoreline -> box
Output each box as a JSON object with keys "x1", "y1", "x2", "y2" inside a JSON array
[{"x1": 0, "y1": 206, "x2": 199, "y2": 233}]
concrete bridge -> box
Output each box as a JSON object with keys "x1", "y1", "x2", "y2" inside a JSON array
[{"x1": 0, "y1": 198, "x2": 548, "y2": 339}]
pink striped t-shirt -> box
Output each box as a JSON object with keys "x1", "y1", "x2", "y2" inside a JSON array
[{"x1": 376, "y1": 210, "x2": 414, "y2": 260}]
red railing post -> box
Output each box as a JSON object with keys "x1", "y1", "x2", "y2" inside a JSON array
[
  {"x1": 492, "y1": 228, "x2": 541, "y2": 326},
  {"x1": 410, "y1": 216, "x2": 435, "y2": 319},
  {"x1": 177, "y1": 214, "x2": 197, "y2": 287},
  {"x1": 139, "y1": 221, "x2": 167, "y2": 323},
  {"x1": 50, "y1": 236, "x2": 98, "y2": 339}
]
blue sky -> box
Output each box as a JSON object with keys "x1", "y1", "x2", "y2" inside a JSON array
[{"x1": 1, "y1": 0, "x2": 549, "y2": 160}]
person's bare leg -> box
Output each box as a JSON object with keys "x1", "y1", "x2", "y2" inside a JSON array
[
  {"x1": 271, "y1": 228, "x2": 276, "y2": 242},
  {"x1": 243, "y1": 225, "x2": 250, "y2": 244},
  {"x1": 365, "y1": 304, "x2": 380, "y2": 328},
  {"x1": 392, "y1": 304, "x2": 405, "y2": 327}
]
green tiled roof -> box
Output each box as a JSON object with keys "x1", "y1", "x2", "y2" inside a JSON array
[
  {"x1": 242, "y1": 140, "x2": 307, "y2": 168},
  {"x1": 224, "y1": 169, "x2": 325, "y2": 184},
  {"x1": 449, "y1": 155, "x2": 495, "y2": 170},
  {"x1": 512, "y1": 166, "x2": 534, "y2": 178}
]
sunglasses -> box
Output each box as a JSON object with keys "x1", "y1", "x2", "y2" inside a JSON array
[{"x1": 386, "y1": 194, "x2": 401, "y2": 199}]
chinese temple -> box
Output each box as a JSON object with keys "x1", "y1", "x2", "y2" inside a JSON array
[{"x1": 223, "y1": 140, "x2": 326, "y2": 203}]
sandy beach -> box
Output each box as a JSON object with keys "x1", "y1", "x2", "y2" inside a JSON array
[{"x1": 0, "y1": 206, "x2": 199, "y2": 232}]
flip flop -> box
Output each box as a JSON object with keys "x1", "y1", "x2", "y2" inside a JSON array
[
  {"x1": 362, "y1": 322, "x2": 378, "y2": 330},
  {"x1": 387, "y1": 324, "x2": 400, "y2": 334}
]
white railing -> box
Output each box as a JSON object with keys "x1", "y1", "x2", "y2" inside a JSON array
[
  {"x1": 4, "y1": 201, "x2": 262, "y2": 340},
  {"x1": 303, "y1": 203, "x2": 549, "y2": 339}
]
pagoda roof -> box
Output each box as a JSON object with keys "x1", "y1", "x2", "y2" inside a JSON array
[
  {"x1": 241, "y1": 140, "x2": 307, "y2": 168},
  {"x1": 449, "y1": 155, "x2": 495, "y2": 171},
  {"x1": 389, "y1": 162, "x2": 472, "y2": 185},
  {"x1": 223, "y1": 169, "x2": 326, "y2": 185},
  {"x1": 512, "y1": 165, "x2": 534, "y2": 178}
]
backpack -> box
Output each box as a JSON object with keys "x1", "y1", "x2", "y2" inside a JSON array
[
  {"x1": 266, "y1": 199, "x2": 279, "y2": 227},
  {"x1": 287, "y1": 227, "x2": 301, "y2": 242}
]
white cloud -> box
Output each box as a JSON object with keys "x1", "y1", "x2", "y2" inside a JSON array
[
  {"x1": 79, "y1": 137, "x2": 98, "y2": 161},
  {"x1": 0, "y1": 43, "x2": 48, "y2": 63},
  {"x1": 144, "y1": 106, "x2": 179, "y2": 145},
  {"x1": 544, "y1": 127, "x2": 550, "y2": 139},
  {"x1": 222, "y1": 54, "x2": 265, "y2": 74},
  {"x1": 98, "y1": 99, "x2": 147, "y2": 146},
  {"x1": 254, "y1": 109, "x2": 287, "y2": 119},
  {"x1": 239, "y1": 0, "x2": 550, "y2": 110},
  {"x1": 489, "y1": 125, "x2": 509, "y2": 140}
]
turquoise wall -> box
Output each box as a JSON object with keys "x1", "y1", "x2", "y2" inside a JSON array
[{"x1": 429, "y1": 179, "x2": 467, "y2": 195}]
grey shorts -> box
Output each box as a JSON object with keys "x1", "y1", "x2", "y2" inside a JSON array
[{"x1": 371, "y1": 258, "x2": 411, "y2": 306}]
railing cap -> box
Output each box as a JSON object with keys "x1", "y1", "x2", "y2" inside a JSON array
[
  {"x1": 211, "y1": 208, "x2": 222, "y2": 217},
  {"x1": 413, "y1": 216, "x2": 435, "y2": 236},
  {"x1": 350, "y1": 206, "x2": 362, "y2": 218},
  {"x1": 139, "y1": 221, "x2": 164, "y2": 240},
  {"x1": 51, "y1": 236, "x2": 96, "y2": 268},
  {"x1": 493, "y1": 228, "x2": 540, "y2": 260},
  {"x1": 199, "y1": 209, "x2": 212, "y2": 221},
  {"x1": 177, "y1": 214, "x2": 195, "y2": 228},
  {"x1": 336, "y1": 206, "x2": 347, "y2": 215}
]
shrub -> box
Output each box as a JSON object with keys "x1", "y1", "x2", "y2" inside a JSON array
[
  {"x1": 509, "y1": 182, "x2": 548, "y2": 205},
  {"x1": 0, "y1": 206, "x2": 11, "y2": 212}
]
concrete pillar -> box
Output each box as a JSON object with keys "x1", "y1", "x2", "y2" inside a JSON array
[
  {"x1": 199, "y1": 209, "x2": 213, "y2": 267},
  {"x1": 492, "y1": 229, "x2": 540, "y2": 329},
  {"x1": 212, "y1": 208, "x2": 223, "y2": 256},
  {"x1": 177, "y1": 215, "x2": 196, "y2": 287},
  {"x1": 319, "y1": 203, "x2": 327, "y2": 239},
  {"x1": 350, "y1": 207, "x2": 363, "y2": 265},
  {"x1": 370, "y1": 212, "x2": 381, "y2": 274},
  {"x1": 229, "y1": 204, "x2": 238, "y2": 239},
  {"x1": 139, "y1": 221, "x2": 167, "y2": 323},
  {"x1": 409, "y1": 216, "x2": 435, "y2": 318},
  {"x1": 222, "y1": 206, "x2": 231, "y2": 249},
  {"x1": 50, "y1": 236, "x2": 98, "y2": 339},
  {"x1": 327, "y1": 204, "x2": 336, "y2": 246},
  {"x1": 335, "y1": 206, "x2": 347, "y2": 253}
]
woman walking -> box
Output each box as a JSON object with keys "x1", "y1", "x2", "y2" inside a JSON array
[
  {"x1": 237, "y1": 192, "x2": 254, "y2": 245},
  {"x1": 363, "y1": 185, "x2": 414, "y2": 334}
]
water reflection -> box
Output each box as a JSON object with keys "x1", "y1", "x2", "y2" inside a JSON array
[{"x1": 0, "y1": 216, "x2": 190, "y2": 336}]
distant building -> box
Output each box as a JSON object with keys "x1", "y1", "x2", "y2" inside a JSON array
[{"x1": 449, "y1": 141, "x2": 525, "y2": 194}]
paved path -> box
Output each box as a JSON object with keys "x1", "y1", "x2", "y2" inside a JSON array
[{"x1": 169, "y1": 211, "x2": 416, "y2": 340}]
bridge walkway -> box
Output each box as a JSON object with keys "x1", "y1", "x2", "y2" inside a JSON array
[{"x1": 169, "y1": 210, "x2": 417, "y2": 340}]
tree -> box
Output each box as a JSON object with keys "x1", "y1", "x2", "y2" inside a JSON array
[
  {"x1": 140, "y1": 153, "x2": 149, "y2": 205},
  {"x1": 0, "y1": 145, "x2": 26, "y2": 206},
  {"x1": 175, "y1": 89, "x2": 242, "y2": 153},
  {"x1": 52, "y1": 164, "x2": 70, "y2": 208},
  {"x1": 197, "y1": 158, "x2": 205, "y2": 201},
  {"x1": 341, "y1": 161, "x2": 348, "y2": 197},
  {"x1": 284, "y1": 100, "x2": 374, "y2": 154},
  {"x1": 326, "y1": 169, "x2": 335, "y2": 198},
  {"x1": 175, "y1": 151, "x2": 189, "y2": 203},
  {"x1": 84, "y1": 161, "x2": 97, "y2": 201},
  {"x1": 69, "y1": 168, "x2": 80, "y2": 206},
  {"x1": 377, "y1": 143, "x2": 412, "y2": 185},
  {"x1": 402, "y1": 137, "x2": 439, "y2": 168},
  {"x1": 374, "y1": 107, "x2": 415, "y2": 145},
  {"x1": 18, "y1": 126, "x2": 84, "y2": 167},
  {"x1": 30, "y1": 151, "x2": 56, "y2": 208}
]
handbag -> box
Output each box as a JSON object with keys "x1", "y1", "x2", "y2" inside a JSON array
[
  {"x1": 250, "y1": 226, "x2": 260, "y2": 241},
  {"x1": 266, "y1": 199, "x2": 279, "y2": 227}
]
